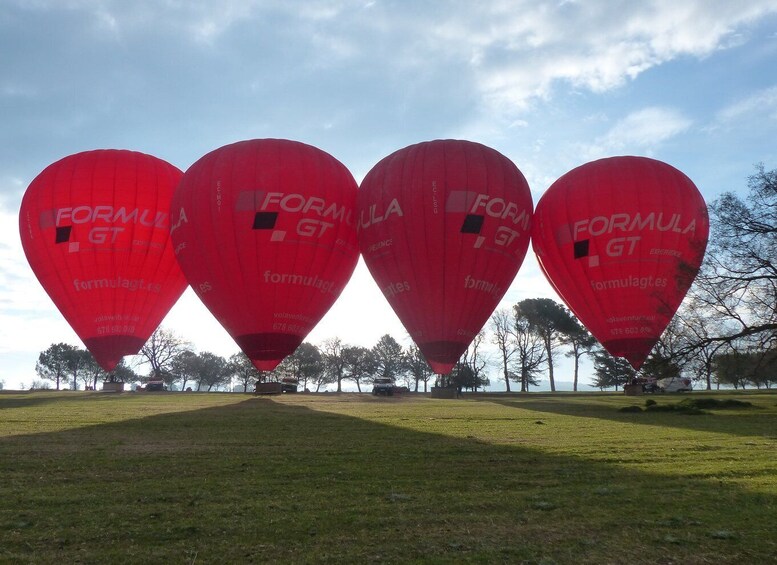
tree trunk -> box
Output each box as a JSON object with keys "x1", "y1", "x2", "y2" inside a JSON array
[
  {"x1": 572, "y1": 355, "x2": 579, "y2": 392},
  {"x1": 502, "y1": 350, "x2": 511, "y2": 392},
  {"x1": 546, "y1": 335, "x2": 556, "y2": 392}
]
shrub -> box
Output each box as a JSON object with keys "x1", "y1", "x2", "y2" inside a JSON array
[
  {"x1": 645, "y1": 403, "x2": 707, "y2": 415},
  {"x1": 680, "y1": 398, "x2": 753, "y2": 410}
]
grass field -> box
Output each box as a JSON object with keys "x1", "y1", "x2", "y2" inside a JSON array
[{"x1": 0, "y1": 390, "x2": 775, "y2": 564}]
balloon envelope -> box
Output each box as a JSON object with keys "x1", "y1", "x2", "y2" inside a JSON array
[
  {"x1": 19, "y1": 149, "x2": 188, "y2": 371},
  {"x1": 532, "y1": 156, "x2": 709, "y2": 369},
  {"x1": 170, "y1": 139, "x2": 359, "y2": 371},
  {"x1": 358, "y1": 139, "x2": 533, "y2": 374}
]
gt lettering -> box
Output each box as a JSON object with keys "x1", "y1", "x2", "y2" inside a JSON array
[
  {"x1": 297, "y1": 218, "x2": 334, "y2": 237},
  {"x1": 89, "y1": 226, "x2": 124, "y2": 244},
  {"x1": 606, "y1": 236, "x2": 641, "y2": 257},
  {"x1": 495, "y1": 226, "x2": 521, "y2": 246}
]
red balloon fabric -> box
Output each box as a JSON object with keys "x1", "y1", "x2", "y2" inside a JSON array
[
  {"x1": 532, "y1": 156, "x2": 709, "y2": 369},
  {"x1": 170, "y1": 139, "x2": 359, "y2": 371},
  {"x1": 19, "y1": 149, "x2": 188, "y2": 371},
  {"x1": 358, "y1": 139, "x2": 533, "y2": 374}
]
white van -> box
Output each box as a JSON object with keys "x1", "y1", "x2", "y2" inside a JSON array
[{"x1": 657, "y1": 377, "x2": 693, "y2": 392}]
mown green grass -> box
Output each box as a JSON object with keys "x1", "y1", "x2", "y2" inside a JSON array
[{"x1": 0, "y1": 390, "x2": 775, "y2": 563}]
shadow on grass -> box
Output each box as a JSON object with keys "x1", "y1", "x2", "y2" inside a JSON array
[
  {"x1": 0, "y1": 395, "x2": 775, "y2": 564},
  {"x1": 0, "y1": 390, "x2": 146, "y2": 410},
  {"x1": 473, "y1": 392, "x2": 777, "y2": 439}
]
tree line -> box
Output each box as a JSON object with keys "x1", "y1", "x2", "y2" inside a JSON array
[
  {"x1": 34, "y1": 165, "x2": 777, "y2": 392},
  {"x1": 34, "y1": 332, "x2": 484, "y2": 393}
]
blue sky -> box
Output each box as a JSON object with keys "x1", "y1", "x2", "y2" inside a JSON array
[{"x1": 2, "y1": 1, "x2": 776, "y2": 389}]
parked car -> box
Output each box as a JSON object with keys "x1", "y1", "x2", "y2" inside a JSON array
[
  {"x1": 144, "y1": 380, "x2": 166, "y2": 392},
  {"x1": 372, "y1": 377, "x2": 394, "y2": 396},
  {"x1": 657, "y1": 377, "x2": 693, "y2": 392},
  {"x1": 280, "y1": 378, "x2": 299, "y2": 393}
]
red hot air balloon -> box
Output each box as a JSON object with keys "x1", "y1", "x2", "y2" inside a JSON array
[
  {"x1": 19, "y1": 149, "x2": 188, "y2": 371},
  {"x1": 358, "y1": 139, "x2": 533, "y2": 374},
  {"x1": 532, "y1": 156, "x2": 709, "y2": 369},
  {"x1": 170, "y1": 139, "x2": 359, "y2": 371}
]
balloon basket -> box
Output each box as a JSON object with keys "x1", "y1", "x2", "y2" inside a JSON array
[
  {"x1": 623, "y1": 384, "x2": 644, "y2": 396},
  {"x1": 431, "y1": 386, "x2": 458, "y2": 399},
  {"x1": 101, "y1": 382, "x2": 125, "y2": 393},
  {"x1": 254, "y1": 382, "x2": 283, "y2": 395}
]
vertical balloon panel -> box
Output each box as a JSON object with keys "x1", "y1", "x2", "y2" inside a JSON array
[
  {"x1": 19, "y1": 150, "x2": 188, "y2": 371},
  {"x1": 170, "y1": 139, "x2": 359, "y2": 371},
  {"x1": 358, "y1": 139, "x2": 533, "y2": 374},
  {"x1": 532, "y1": 156, "x2": 709, "y2": 368}
]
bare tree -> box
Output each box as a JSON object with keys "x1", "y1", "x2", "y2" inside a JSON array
[
  {"x1": 672, "y1": 297, "x2": 737, "y2": 390},
  {"x1": 490, "y1": 308, "x2": 517, "y2": 392},
  {"x1": 689, "y1": 165, "x2": 777, "y2": 348},
  {"x1": 454, "y1": 330, "x2": 490, "y2": 392},
  {"x1": 470, "y1": 330, "x2": 490, "y2": 384},
  {"x1": 405, "y1": 344, "x2": 433, "y2": 392},
  {"x1": 560, "y1": 318, "x2": 597, "y2": 391},
  {"x1": 138, "y1": 327, "x2": 191, "y2": 387},
  {"x1": 510, "y1": 313, "x2": 545, "y2": 392},
  {"x1": 321, "y1": 338, "x2": 345, "y2": 392}
]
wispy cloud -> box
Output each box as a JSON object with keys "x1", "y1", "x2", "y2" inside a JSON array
[
  {"x1": 579, "y1": 107, "x2": 693, "y2": 159},
  {"x1": 715, "y1": 85, "x2": 777, "y2": 124},
  {"x1": 17, "y1": 1, "x2": 774, "y2": 112},
  {"x1": 448, "y1": 1, "x2": 777, "y2": 115},
  {"x1": 0, "y1": 204, "x2": 79, "y2": 356}
]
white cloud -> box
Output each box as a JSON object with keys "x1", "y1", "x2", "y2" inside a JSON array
[
  {"x1": 445, "y1": 1, "x2": 777, "y2": 116},
  {"x1": 12, "y1": 1, "x2": 773, "y2": 119},
  {"x1": 0, "y1": 201, "x2": 81, "y2": 358},
  {"x1": 580, "y1": 107, "x2": 693, "y2": 159},
  {"x1": 715, "y1": 85, "x2": 777, "y2": 124}
]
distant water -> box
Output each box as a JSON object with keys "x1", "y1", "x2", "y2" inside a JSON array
[{"x1": 482, "y1": 380, "x2": 606, "y2": 393}]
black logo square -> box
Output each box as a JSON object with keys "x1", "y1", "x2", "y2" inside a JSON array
[
  {"x1": 573, "y1": 239, "x2": 590, "y2": 259},
  {"x1": 55, "y1": 225, "x2": 72, "y2": 244},
  {"x1": 253, "y1": 212, "x2": 278, "y2": 230},
  {"x1": 460, "y1": 214, "x2": 484, "y2": 234}
]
